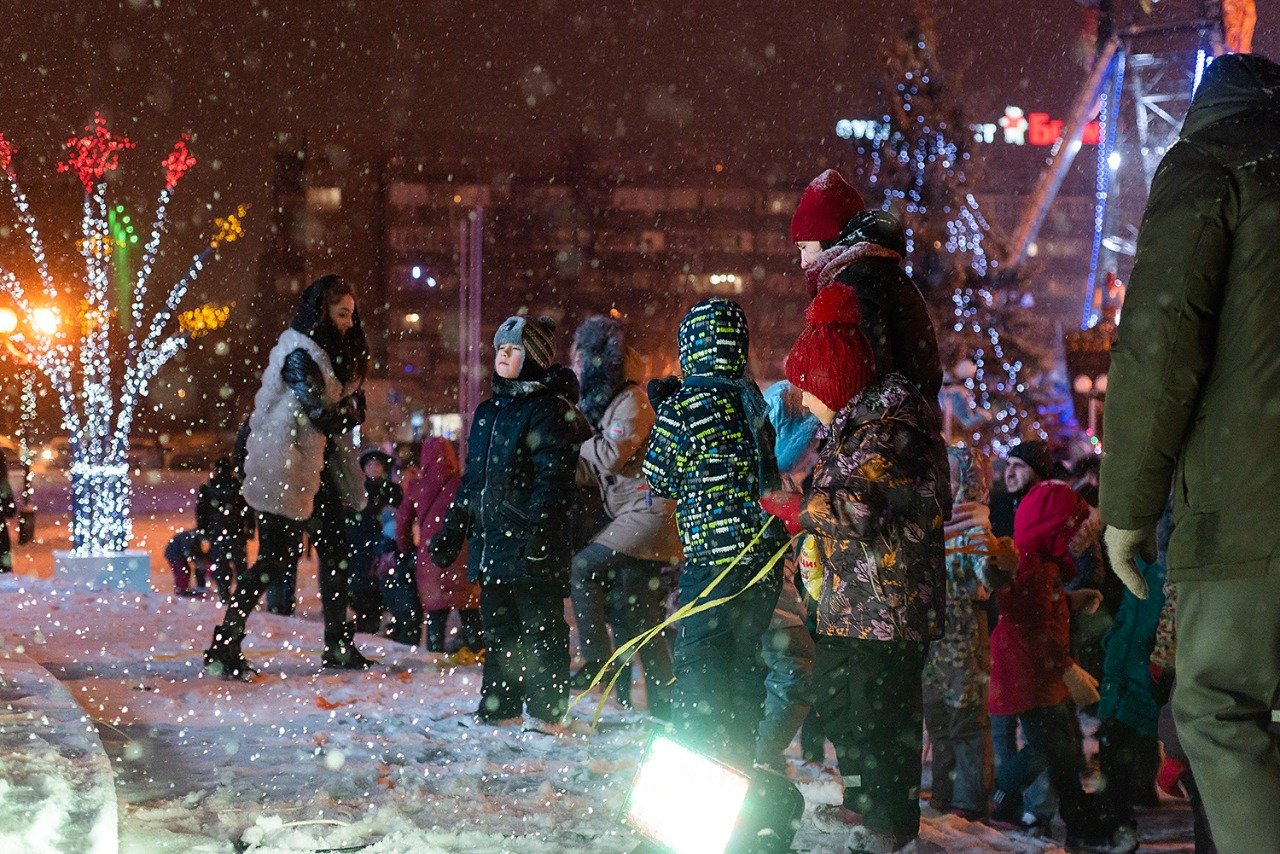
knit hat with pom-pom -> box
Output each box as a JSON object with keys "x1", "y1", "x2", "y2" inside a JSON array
[
  {"x1": 784, "y1": 283, "x2": 875, "y2": 412},
  {"x1": 790, "y1": 169, "x2": 866, "y2": 243}
]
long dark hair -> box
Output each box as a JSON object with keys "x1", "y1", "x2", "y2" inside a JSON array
[{"x1": 294, "y1": 274, "x2": 369, "y2": 386}]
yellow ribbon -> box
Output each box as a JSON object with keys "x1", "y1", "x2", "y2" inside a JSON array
[{"x1": 571, "y1": 518, "x2": 798, "y2": 729}]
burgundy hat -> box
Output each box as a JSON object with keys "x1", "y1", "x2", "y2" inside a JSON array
[
  {"x1": 784, "y1": 283, "x2": 875, "y2": 413},
  {"x1": 790, "y1": 169, "x2": 866, "y2": 243}
]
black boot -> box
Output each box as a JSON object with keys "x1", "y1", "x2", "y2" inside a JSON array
[
  {"x1": 323, "y1": 621, "x2": 378, "y2": 669},
  {"x1": 203, "y1": 624, "x2": 258, "y2": 681}
]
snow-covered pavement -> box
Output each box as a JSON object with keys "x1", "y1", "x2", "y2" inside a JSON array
[{"x1": 0, "y1": 471, "x2": 1194, "y2": 852}]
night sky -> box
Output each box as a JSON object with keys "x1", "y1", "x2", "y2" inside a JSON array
[{"x1": 0, "y1": 0, "x2": 1272, "y2": 308}]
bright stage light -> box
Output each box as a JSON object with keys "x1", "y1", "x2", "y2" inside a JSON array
[{"x1": 625, "y1": 736, "x2": 751, "y2": 854}]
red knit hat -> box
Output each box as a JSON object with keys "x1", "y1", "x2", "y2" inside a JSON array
[
  {"x1": 784, "y1": 283, "x2": 875, "y2": 412},
  {"x1": 790, "y1": 169, "x2": 866, "y2": 243}
]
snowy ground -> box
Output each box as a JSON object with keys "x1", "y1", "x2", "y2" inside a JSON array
[{"x1": 0, "y1": 473, "x2": 1195, "y2": 852}]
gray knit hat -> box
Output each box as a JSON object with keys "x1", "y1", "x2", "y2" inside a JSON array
[{"x1": 494, "y1": 315, "x2": 556, "y2": 370}]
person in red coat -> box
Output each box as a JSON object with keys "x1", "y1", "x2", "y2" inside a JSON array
[
  {"x1": 988, "y1": 480, "x2": 1111, "y2": 848},
  {"x1": 395, "y1": 437, "x2": 482, "y2": 657}
]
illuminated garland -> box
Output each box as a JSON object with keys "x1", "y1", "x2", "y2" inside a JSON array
[
  {"x1": 0, "y1": 115, "x2": 244, "y2": 556},
  {"x1": 859, "y1": 20, "x2": 1043, "y2": 450}
]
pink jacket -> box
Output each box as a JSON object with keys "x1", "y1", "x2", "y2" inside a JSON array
[{"x1": 396, "y1": 438, "x2": 478, "y2": 612}]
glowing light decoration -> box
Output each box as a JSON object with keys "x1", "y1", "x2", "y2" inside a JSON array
[{"x1": 0, "y1": 116, "x2": 243, "y2": 556}]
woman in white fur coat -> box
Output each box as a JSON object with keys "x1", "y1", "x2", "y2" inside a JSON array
[{"x1": 204, "y1": 275, "x2": 372, "y2": 679}]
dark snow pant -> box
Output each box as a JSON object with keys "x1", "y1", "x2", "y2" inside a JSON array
[
  {"x1": 478, "y1": 583, "x2": 569, "y2": 724},
  {"x1": 813, "y1": 636, "x2": 927, "y2": 845},
  {"x1": 756, "y1": 623, "x2": 814, "y2": 771},
  {"x1": 208, "y1": 536, "x2": 246, "y2": 603},
  {"x1": 311, "y1": 514, "x2": 355, "y2": 635},
  {"x1": 571, "y1": 543, "x2": 674, "y2": 718},
  {"x1": 991, "y1": 713, "x2": 1055, "y2": 823},
  {"x1": 800, "y1": 705, "x2": 828, "y2": 763},
  {"x1": 226, "y1": 512, "x2": 305, "y2": 635},
  {"x1": 994, "y1": 701, "x2": 1097, "y2": 836},
  {"x1": 426, "y1": 607, "x2": 483, "y2": 652},
  {"x1": 1097, "y1": 718, "x2": 1158, "y2": 829},
  {"x1": 924, "y1": 697, "x2": 994, "y2": 816},
  {"x1": 383, "y1": 554, "x2": 423, "y2": 646},
  {"x1": 671, "y1": 562, "x2": 781, "y2": 769},
  {"x1": 347, "y1": 546, "x2": 385, "y2": 635},
  {"x1": 1174, "y1": 574, "x2": 1280, "y2": 853}
]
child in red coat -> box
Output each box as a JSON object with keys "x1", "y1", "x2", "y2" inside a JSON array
[{"x1": 989, "y1": 480, "x2": 1111, "y2": 848}]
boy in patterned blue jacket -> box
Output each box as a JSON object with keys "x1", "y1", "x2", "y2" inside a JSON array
[{"x1": 643, "y1": 298, "x2": 789, "y2": 768}]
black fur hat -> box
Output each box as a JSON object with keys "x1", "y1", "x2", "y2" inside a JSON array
[{"x1": 573, "y1": 315, "x2": 626, "y2": 425}]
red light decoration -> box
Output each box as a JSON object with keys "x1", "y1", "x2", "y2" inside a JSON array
[
  {"x1": 162, "y1": 135, "x2": 196, "y2": 190},
  {"x1": 0, "y1": 133, "x2": 16, "y2": 174},
  {"x1": 57, "y1": 113, "x2": 135, "y2": 191}
]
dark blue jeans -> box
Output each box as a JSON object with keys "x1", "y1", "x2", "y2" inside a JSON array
[
  {"x1": 995, "y1": 701, "x2": 1095, "y2": 835},
  {"x1": 671, "y1": 561, "x2": 781, "y2": 768}
]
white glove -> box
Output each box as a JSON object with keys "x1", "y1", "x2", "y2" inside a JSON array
[{"x1": 1103, "y1": 525, "x2": 1156, "y2": 600}]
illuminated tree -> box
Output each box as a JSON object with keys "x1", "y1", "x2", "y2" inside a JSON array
[
  {"x1": 0, "y1": 115, "x2": 243, "y2": 556},
  {"x1": 850, "y1": 10, "x2": 1060, "y2": 450}
]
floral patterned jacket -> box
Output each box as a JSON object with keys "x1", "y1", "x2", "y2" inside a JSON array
[{"x1": 799, "y1": 374, "x2": 948, "y2": 642}]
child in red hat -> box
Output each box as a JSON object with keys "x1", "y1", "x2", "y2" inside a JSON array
[{"x1": 787, "y1": 282, "x2": 948, "y2": 853}]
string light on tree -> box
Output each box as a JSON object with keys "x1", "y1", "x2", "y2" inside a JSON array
[{"x1": 0, "y1": 114, "x2": 245, "y2": 556}]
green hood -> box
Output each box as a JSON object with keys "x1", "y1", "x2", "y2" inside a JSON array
[
  {"x1": 677, "y1": 298, "x2": 749, "y2": 378},
  {"x1": 1181, "y1": 52, "x2": 1280, "y2": 139}
]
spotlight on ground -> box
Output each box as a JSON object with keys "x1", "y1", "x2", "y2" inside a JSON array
[{"x1": 624, "y1": 735, "x2": 803, "y2": 853}]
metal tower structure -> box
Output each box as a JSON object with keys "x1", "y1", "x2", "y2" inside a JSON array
[{"x1": 1007, "y1": 1, "x2": 1224, "y2": 328}]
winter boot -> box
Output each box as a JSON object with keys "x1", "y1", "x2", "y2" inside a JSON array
[
  {"x1": 322, "y1": 621, "x2": 378, "y2": 669},
  {"x1": 203, "y1": 624, "x2": 258, "y2": 681}
]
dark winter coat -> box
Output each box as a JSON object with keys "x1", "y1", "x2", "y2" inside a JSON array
[
  {"x1": 398, "y1": 438, "x2": 477, "y2": 612},
  {"x1": 643, "y1": 298, "x2": 788, "y2": 572},
  {"x1": 429, "y1": 366, "x2": 589, "y2": 591},
  {"x1": 798, "y1": 374, "x2": 947, "y2": 643},
  {"x1": 196, "y1": 471, "x2": 252, "y2": 545},
  {"x1": 164, "y1": 529, "x2": 209, "y2": 566},
  {"x1": 989, "y1": 481, "x2": 1099, "y2": 716},
  {"x1": 347, "y1": 476, "x2": 402, "y2": 569},
  {"x1": 1100, "y1": 53, "x2": 1280, "y2": 583},
  {"x1": 242, "y1": 277, "x2": 367, "y2": 521}
]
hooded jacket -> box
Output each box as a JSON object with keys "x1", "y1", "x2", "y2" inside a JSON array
[
  {"x1": 429, "y1": 366, "x2": 589, "y2": 591},
  {"x1": 989, "y1": 481, "x2": 1099, "y2": 716},
  {"x1": 643, "y1": 299, "x2": 787, "y2": 571},
  {"x1": 1101, "y1": 53, "x2": 1280, "y2": 583},
  {"x1": 798, "y1": 374, "x2": 947, "y2": 643},
  {"x1": 397, "y1": 438, "x2": 478, "y2": 612},
  {"x1": 196, "y1": 463, "x2": 252, "y2": 544},
  {"x1": 577, "y1": 344, "x2": 682, "y2": 564},
  {"x1": 242, "y1": 278, "x2": 367, "y2": 521}
]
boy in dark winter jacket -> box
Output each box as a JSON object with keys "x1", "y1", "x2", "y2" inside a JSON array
[
  {"x1": 429, "y1": 315, "x2": 589, "y2": 733},
  {"x1": 643, "y1": 298, "x2": 789, "y2": 768},
  {"x1": 166, "y1": 529, "x2": 214, "y2": 595},
  {"x1": 346, "y1": 449, "x2": 402, "y2": 634},
  {"x1": 787, "y1": 283, "x2": 947, "y2": 853}
]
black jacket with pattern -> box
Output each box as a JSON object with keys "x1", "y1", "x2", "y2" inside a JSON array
[{"x1": 643, "y1": 299, "x2": 788, "y2": 572}]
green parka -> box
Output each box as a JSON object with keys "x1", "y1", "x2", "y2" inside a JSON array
[{"x1": 1100, "y1": 53, "x2": 1280, "y2": 583}]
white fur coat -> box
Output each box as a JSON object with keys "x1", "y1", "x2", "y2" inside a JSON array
[{"x1": 242, "y1": 328, "x2": 366, "y2": 521}]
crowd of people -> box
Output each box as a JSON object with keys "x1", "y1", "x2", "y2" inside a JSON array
[{"x1": 139, "y1": 53, "x2": 1280, "y2": 854}]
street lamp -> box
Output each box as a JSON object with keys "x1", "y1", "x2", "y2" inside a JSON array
[
  {"x1": 0, "y1": 303, "x2": 61, "y2": 543},
  {"x1": 0, "y1": 307, "x2": 17, "y2": 335}
]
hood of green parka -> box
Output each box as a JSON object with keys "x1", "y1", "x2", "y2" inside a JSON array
[
  {"x1": 678, "y1": 298, "x2": 749, "y2": 378},
  {"x1": 1181, "y1": 52, "x2": 1280, "y2": 139}
]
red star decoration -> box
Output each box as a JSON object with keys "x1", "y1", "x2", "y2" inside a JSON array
[
  {"x1": 57, "y1": 113, "x2": 135, "y2": 191},
  {"x1": 162, "y1": 135, "x2": 196, "y2": 190},
  {"x1": 0, "y1": 133, "x2": 16, "y2": 175}
]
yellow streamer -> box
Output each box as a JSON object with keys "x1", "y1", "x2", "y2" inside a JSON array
[{"x1": 571, "y1": 518, "x2": 798, "y2": 730}]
